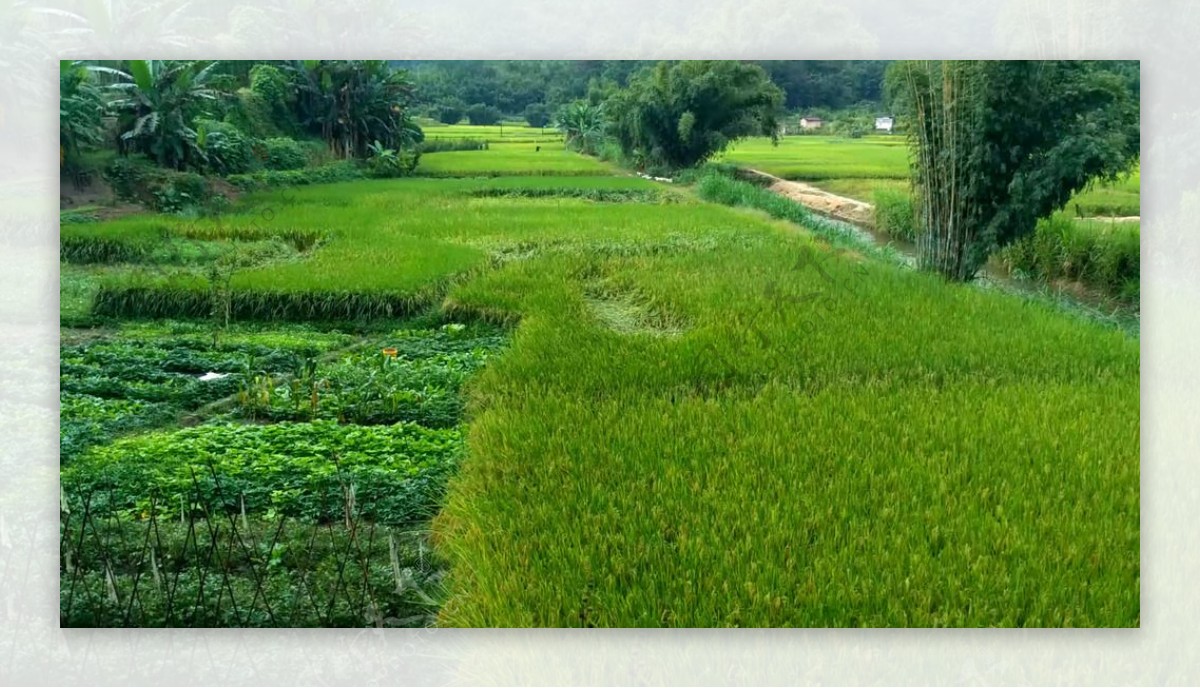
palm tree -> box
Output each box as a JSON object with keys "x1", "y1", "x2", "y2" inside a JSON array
[{"x1": 107, "y1": 59, "x2": 221, "y2": 169}]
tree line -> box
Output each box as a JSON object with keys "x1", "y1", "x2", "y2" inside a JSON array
[{"x1": 393, "y1": 60, "x2": 892, "y2": 124}]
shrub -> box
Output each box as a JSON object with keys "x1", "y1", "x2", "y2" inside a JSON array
[
  {"x1": 195, "y1": 119, "x2": 256, "y2": 175},
  {"x1": 260, "y1": 137, "x2": 308, "y2": 170},
  {"x1": 465, "y1": 103, "x2": 503, "y2": 126},
  {"x1": 523, "y1": 102, "x2": 552, "y2": 129},
  {"x1": 102, "y1": 156, "x2": 221, "y2": 214},
  {"x1": 223, "y1": 88, "x2": 277, "y2": 138},
  {"x1": 226, "y1": 161, "x2": 365, "y2": 191},
  {"x1": 366, "y1": 141, "x2": 420, "y2": 178},
  {"x1": 829, "y1": 114, "x2": 872, "y2": 139},
  {"x1": 102, "y1": 156, "x2": 159, "y2": 201},
  {"x1": 417, "y1": 138, "x2": 488, "y2": 154},
  {"x1": 872, "y1": 188, "x2": 918, "y2": 241},
  {"x1": 435, "y1": 100, "x2": 466, "y2": 125}
]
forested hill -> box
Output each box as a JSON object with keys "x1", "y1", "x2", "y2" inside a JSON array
[{"x1": 389, "y1": 60, "x2": 893, "y2": 114}]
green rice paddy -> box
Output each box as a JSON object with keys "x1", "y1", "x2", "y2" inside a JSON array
[{"x1": 60, "y1": 129, "x2": 1139, "y2": 627}]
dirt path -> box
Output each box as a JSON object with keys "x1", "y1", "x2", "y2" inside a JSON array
[
  {"x1": 1075, "y1": 215, "x2": 1141, "y2": 223},
  {"x1": 744, "y1": 168, "x2": 877, "y2": 226}
]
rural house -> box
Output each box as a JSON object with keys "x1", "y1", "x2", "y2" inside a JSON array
[
  {"x1": 799, "y1": 116, "x2": 823, "y2": 130},
  {"x1": 875, "y1": 115, "x2": 895, "y2": 132}
]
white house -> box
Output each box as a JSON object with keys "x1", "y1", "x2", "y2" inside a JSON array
[
  {"x1": 799, "y1": 116, "x2": 823, "y2": 130},
  {"x1": 874, "y1": 116, "x2": 895, "y2": 132}
]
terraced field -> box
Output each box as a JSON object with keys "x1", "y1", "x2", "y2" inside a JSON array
[{"x1": 60, "y1": 138, "x2": 1139, "y2": 627}]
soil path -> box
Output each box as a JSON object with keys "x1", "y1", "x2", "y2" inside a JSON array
[
  {"x1": 1075, "y1": 215, "x2": 1141, "y2": 223},
  {"x1": 744, "y1": 168, "x2": 876, "y2": 227},
  {"x1": 745, "y1": 168, "x2": 1142, "y2": 226}
]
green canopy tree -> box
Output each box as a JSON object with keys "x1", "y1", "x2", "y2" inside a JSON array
[
  {"x1": 888, "y1": 60, "x2": 1140, "y2": 280},
  {"x1": 435, "y1": 99, "x2": 466, "y2": 125},
  {"x1": 606, "y1": 60, "x2": 784, "y2": 170},
  {"x1": 465, "y1": 103, "x2": 503, "y2": 126},
  {"x1": 523, "y1": 102, "x2": 552, "y2": 129}
]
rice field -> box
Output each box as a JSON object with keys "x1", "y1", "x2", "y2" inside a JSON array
[
  {"x1": 60, "y1": 141, "x2": 1139, "y2": 627},
  {"x1": 417, "y1": 143, "x2": 614, "y2": 177},
  {"x1": 717, "y1": 135, "x2": 911, "y2": 180},
  {"x1": 418, "y1": 121, "x2": 563, "y2": 143},
  {"x1": 723, "y1": 136, "x2": 1141, "y2": 218}
]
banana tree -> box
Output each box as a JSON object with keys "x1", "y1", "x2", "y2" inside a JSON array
[
  {"x1": 553, "y1": 100, "x2": 606, "y2": 155},
  {"x1": 107, "y1": 59, "x2": 221, "y2": 169},
  {"x1": 290, "y1": 60, "x2": 423, "y2": 159},
  {"x1": 59, "y1": 60, "x2": 107, "y2": 174}
]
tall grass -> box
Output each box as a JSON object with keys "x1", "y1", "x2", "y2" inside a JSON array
[
  {"x1": 61, "y1": 218, "x2": 170, "y2": 263},
  {"x1": 998, "y1": 213, "x2": 1140, "y2": 301},
  {"x1": 872, "y1": 188, "x2": 918, "y2": 242}
]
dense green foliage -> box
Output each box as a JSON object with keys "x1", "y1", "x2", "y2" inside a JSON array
[
  {"x1": 608, "y1": 61, "x2": 784, "y2": 171},
  {"x1": 553, "y1": 101, "x2": 607, "y2": 155},
  {"x1": 757, "y1": 60, "x2": 891, "y2": 111},
  {"x1": 102, "y1": 156, "x2": 224, "y2": 214},
  {"x1": 62, "y1": 516, "x2": 442, "y2": 627},
  {"x1": 108, "y1": 60, "x2": 222, "y2": 170},
  {"x1": 59, "y1": 61, "x2": 108, "y2": 175},
  {"x1": 872, "y1": 187, "x2": 918, "y2": 242},
  {"x1": 64, "y1": 420, "x2": 463, "y2": 524},
  {"x1": 59, "y1": 59, "x2": 426, "y2": 210},
  {"x1": 998, "y1": 215, "x2": 1140, "y2": 301},
  {"x1": 400, "y1": 60, "x2": 653, "y2": 116},
  {"x1": 523, "y1": 103, "x2": 552, "y2": 129},
  {"x1": 227, "y1": 160, "x2": 366, "y2": 190},
  {"x1": 400, "y1": 60, "x2": 890, "y2": 117},
  {"x1": 290, "y1": 60, "x2": 423, "y2": 159},
  {"x1": 465, "y1": 103, "x2": 504, "y2": 126},
  {"x1": 237, "y1": 324, "x2": 506, "y2": 427},
  {"x1": 195, "y1": 118, "x2": 256, "y2": 175},
  {"x1": 888, "y1": 60, "x2": 1140, "y2": 279},
  {"x1": 260, "y1": 136, "x2": 308, "y2": 170},
  {"x1": 435, "y1": 100, "x2": 466, "y2": 125},
  {"x1": 60, "y1": 327, "x2": 347, "y2": 462}
]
